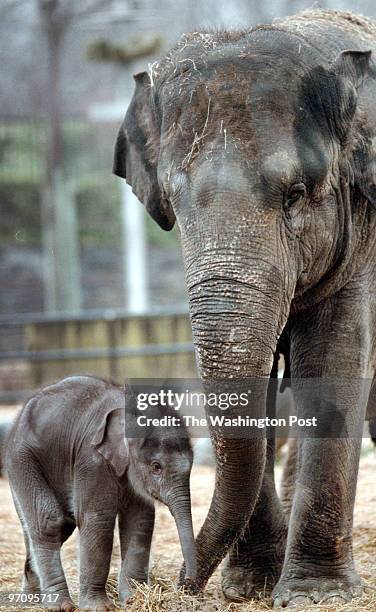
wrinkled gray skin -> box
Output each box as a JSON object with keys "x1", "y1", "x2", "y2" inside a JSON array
[
  {"x1": 0, "y1": 418, "x2": 13, "y2": 476},
  {"x1": 113, "y1": 9, "x2": 376, "y2": 608},
  {"x1": 193, "y1": 382, "x2": 294, "y2": 465},
  {"x1": 6, "y1": 377, "x2": 196, "y2": 611}
]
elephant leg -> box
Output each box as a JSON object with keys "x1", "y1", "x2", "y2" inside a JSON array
[
  {"x1": 118, "y1": 497, "x2": 155, "y2": 602},
  {"x1": 20, "y1": 513, "x2": 75, "y2": 595},
  {"x1": 273, "y1": 289, "x2": 370, "y2": 608},
  {"x1": 14, "y1": 491, "x2": 41, "y2": 594},
  {"x1": 27, "y1": 532, "x2": 75, "y2": 611},
  {"x1": 9, "y1": 467, "x2": 75, "y2": 612},
  {"x1": 22, "y1": 531, "x2": 41, "y2": 594},
  {"x1": 78, "y1": 510, "x2": 116, "y2": 611},
  {"x1": 222, "y1": 360, "x2": 288, "y2": 601},
  {"x1": 274, "y1": 438, "x2": 364, "y2": 608},
  {"x1": 279, "y1": 437, "x2": 298, "y2": 519},
  {"x1": 75, "y1": 473, "x2": 118, "y2": 612},
  {"x1": 222, "y1": 469, "x2": 287, "y2": 600}
]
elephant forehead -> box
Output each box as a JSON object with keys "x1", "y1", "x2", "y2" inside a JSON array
[
  {"x1": 190, "y1": 153, "x2": 254, "y2": 197},
  {"x1": 163, "y1": 77, "x2": 299, "y2": 167},
  {"x1": 261, "y1": 148, "x2": 300, "y2": 186},
  {"x1": 162, "y1": 60, "x2": 295, "y2": 127}
]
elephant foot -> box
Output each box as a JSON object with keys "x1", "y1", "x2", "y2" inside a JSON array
[
  {"x1": 119, "y1": 576, "x2": 144, "y2": 602},
  {"x1": 79, "y1": 594, "x2": 115, "y2": 611},
  {"x1": 222, "y1": 565, "x2": 254, "y2": 601},
  {"x1": 272, "y1": 575, "x2": 363, "y2": 608},
  {"x1": 222, "y1": 553, "x2": 283, "y2": 601},
  {"x1": 178, "y1": 577, "x2": 200, "y2": 595},
  {"x1": 222, "y1": 527, "x2": 286, "y2": 602},
  {"x1": 45, "y1": 597, "x2": 76, "y2": 612},
  {"x1": 119, "y1": 585, "x2": 135, "y2": 603}
]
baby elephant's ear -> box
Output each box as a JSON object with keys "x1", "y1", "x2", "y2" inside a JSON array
[
  {"x1": 113, "y1": 71, "x2": 175, "y2": 231},
  {"x1": 91, "y1": 408, "x2": 129, "y2": 477}
]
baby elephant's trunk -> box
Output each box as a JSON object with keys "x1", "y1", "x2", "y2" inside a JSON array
[{"x1": 168, "y1": 485, "x2": 197, "y2": 582}]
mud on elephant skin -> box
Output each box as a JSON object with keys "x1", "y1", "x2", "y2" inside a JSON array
[
  {"x1": 114, "y1": 8, "x2": 376, "y2": 608},
  {"x1": 6, "y1": 376, "x2": 196, "y2": 611}
]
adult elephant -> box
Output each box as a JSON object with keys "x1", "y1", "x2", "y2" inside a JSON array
[{"x1": 113, "y1": 10, "x2": 376, "y2": 608}]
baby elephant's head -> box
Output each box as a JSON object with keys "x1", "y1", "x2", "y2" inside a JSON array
[
  {"x1": 128, "y1": 410, "x2": 196, "y2": 580},
  {"x1": 92, "y1": 391, "x2": 196, "y2": 582},
  {"x1": 129, "y1": 432, "x2": 193, "y2": 503}
]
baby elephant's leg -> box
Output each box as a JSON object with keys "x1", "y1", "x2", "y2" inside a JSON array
[
  {"x1": 78, "y1": 512, "x2": 116, "y2": 611},
  {"x1": 76, "y1": 476, "x2": 118, "y2": 611},
  {"x1": 17, "y1": 505, "x2": 75, "y2": 597},
  {"x1": 9, "y1": 471, "x2": 75, "y2": 612},
  {"x1": 118, "y1": 497, "x2": 155, "y2": 602},
  {"x1": 21, "y1": 529, "x2": 40, "y2": 594}
]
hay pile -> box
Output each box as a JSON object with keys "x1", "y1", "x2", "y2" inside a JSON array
[{"x1": 1, "y1": 448, "x2": 376, "y2": 611}]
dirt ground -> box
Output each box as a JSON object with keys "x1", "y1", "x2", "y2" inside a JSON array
[{"x1": 1, "y1": 426, "x2": 376, "y2": 611}]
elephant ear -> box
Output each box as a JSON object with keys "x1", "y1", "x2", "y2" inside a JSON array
[
  {"x1": 91, "y1": 407, "x2": 129, "y2": 477},
  {"x1": 352, "y1": 133, "x2": 376, "y2": 208},
  {"x1": 327, "y1": 50, "x2": 374, "y2": 143},
  {"x1": 113, "y1": 71, "x2": 175, "y2": 230},
  {"x1": 330, "y1": 50, "x2": 376, "y2": 208},
  {"x1": 333, "y1": 49, "x2": 373, "y2": 89}
]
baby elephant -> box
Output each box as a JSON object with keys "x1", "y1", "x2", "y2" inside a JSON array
[{"x1": 6, "y1": 376, "x2": 196, "y2": 611}]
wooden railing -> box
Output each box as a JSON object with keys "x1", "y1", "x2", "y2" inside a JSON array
[{"x1": 0, "y1": 306, "x2": 197, "y2": 401}]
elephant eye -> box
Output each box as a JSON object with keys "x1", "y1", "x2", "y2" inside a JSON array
[
  {"x1": 151, "y1": 461, "x2": 162, "y2": 475},
  {"x1": 285, "y1": 182, "x2": 306, "y2": 208}
]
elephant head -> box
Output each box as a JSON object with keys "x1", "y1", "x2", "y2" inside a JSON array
[
  {"x1": 93, "y1": 391, "x2": 197, "y2": 582},
  {"x1": 113, "y1": 30, "x2": 375, "y2": 588}
]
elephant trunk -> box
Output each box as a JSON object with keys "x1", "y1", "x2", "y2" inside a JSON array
[
  {"x1": 168, "y1": 484, "x2": 197, "y2": 582},
  {"x1": 183, "y1": 251, "x2": 293, "y2": 589}
]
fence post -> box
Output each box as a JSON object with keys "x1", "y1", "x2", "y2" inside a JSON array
[
  {"x1": 41, "y1": 168, "x2": 81, "y2": 312},
  {"x1": 54, "y1": 173, "x2": 81, "y2": 311},
  {"x1": 120, "y1": 177, "x2": 148, "y2": 313}
]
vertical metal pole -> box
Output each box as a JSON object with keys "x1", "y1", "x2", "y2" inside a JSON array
[
  {"x1": 41, "y1": 154, "x2": 81, "y2": 312},
  {"x1": 41, "y1": 182, "x2": 57, "y2": 312},
  {"x1": 54, "y1": 171, "x2": 81, "y2": 311},
  {"x1": 120, "y1": 180, "x2": 148, "y2": 313}
]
